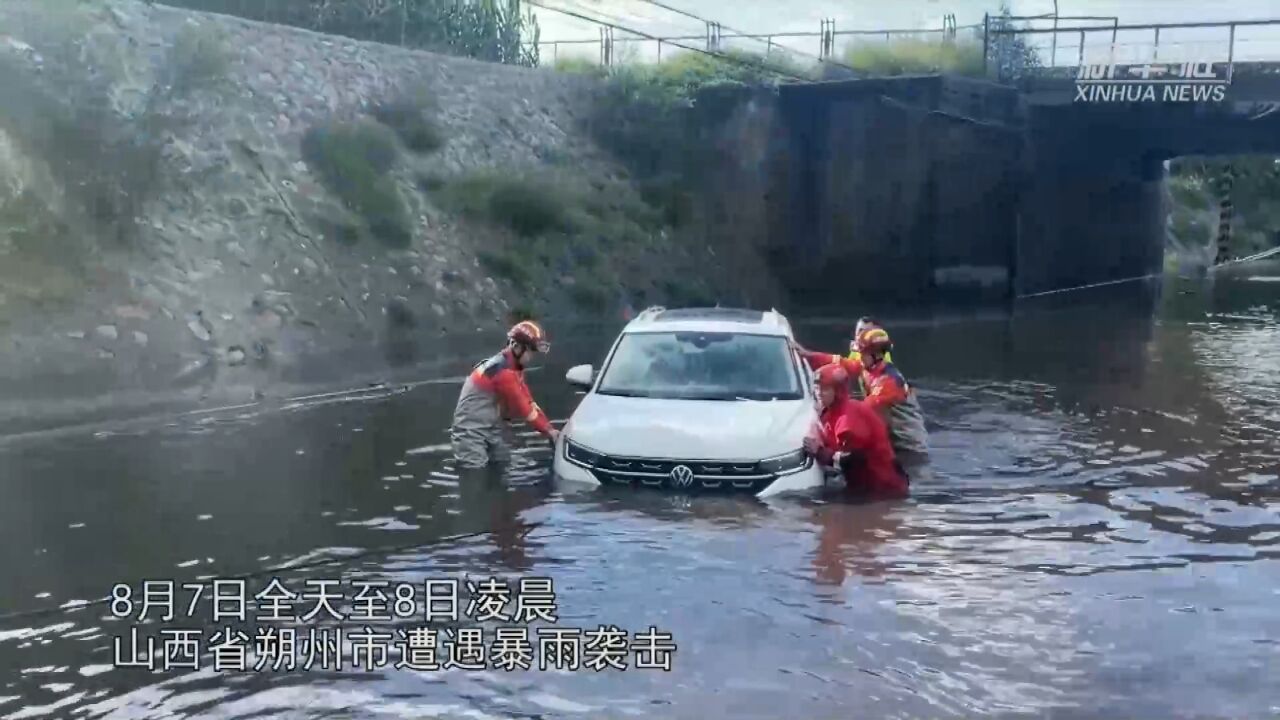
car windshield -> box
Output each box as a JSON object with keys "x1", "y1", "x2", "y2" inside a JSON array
[{"x1": 595, "y1": 331, "x2": 804, "y2": 401}]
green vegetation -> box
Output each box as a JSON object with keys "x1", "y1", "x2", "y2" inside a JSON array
[
  {"x1": 160, "y1": 0, "x2": 540, "y2": 67},
  {"x1": 477, "y1": 249, "x2": 532, "y2": 288},
  {"x1": 416, "y1": 172, "x2": 447, "y2": 192},
  {"x1": 543, "y1": 49, "x2": 812, "y2": 310},
  {"x1": 372, "y1": 92, "x2": 446, "y2": 154},
  {"x1": 437, "y1": 170, "x2": 570, "y2": 237},
  {"x1": 557, "y1": 49, "x2": 805, "y2": 228},
  {"x1": 1167, "y1": 156, "x2": 1280, "y2": 261},
  {"x1": 659, "y1": 279, "x2": 714, "y2": 308},
  {"x1": 506, "y1": 304, "x2": 538, "y2": 324},
  {"x1": 0, "y1": 190, "x2": 84, "y2": 318},
  {"x1": 163, "y1": 24, "x2": 232, "y2": 92},
  {"x1": 838, "y1": 5, "x2": 1037, "y2": 79},
  {"x1": 985, "y1": 4, "x2": 1044, "y2": 81},
  {"x1": 567, "y1": 279, "x2": 610, "y2": 308},
  {"x1": 843, "y1": 38, "x2": 985, "y2": 77},
  {"x1": 552, "y1": 56, "x2": 606, "y2": 77},
  {"x1": 0, "y1": 24, "x2": 233, "y2": 248},
  {"x1": 430, "y1": 167, "x2": 669, "y2": 307},
  {"x1": 301, "y1": 119, "x2": 413, "y2": 248}
]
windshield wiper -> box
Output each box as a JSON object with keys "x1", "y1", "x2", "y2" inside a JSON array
[
  {"x1": 596, "y1": 389, "x2": 653, "y2": 398},
  {"x1": 736, "y1": 393, "x2": 802, "y2": 401}
]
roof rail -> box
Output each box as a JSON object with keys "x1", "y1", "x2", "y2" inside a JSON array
[
  {"x1": 764, "y1": 307, "x2": 788, "y2": 328},
  {"x1": 634, "y1": 305, "x2": 666, "y2": 322}
]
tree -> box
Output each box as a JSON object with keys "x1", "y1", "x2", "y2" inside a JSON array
[{"x1": 984, "y1": 2, "x2": 1042, "y2": 82}]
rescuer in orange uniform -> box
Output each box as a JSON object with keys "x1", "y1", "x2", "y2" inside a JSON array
[
  {"x1": 450, "y1": 320, "x2": 559, "y2": 469},
  {"x1": 793, "y1": 326, "x2": 930, "y2": 460},
  {"x1": 803, "y1": 363, "x2": 909, "y2": 499},
  {"x1": 847, "y1": 317, "x2": 893, "y2": 372}
]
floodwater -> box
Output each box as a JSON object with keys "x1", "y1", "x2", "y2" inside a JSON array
[{"x1": 1, "y1": 264, "x2": 1278, "y2": 719}]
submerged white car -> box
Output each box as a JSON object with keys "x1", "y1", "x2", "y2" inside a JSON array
[{"x1": 552, "y1": 306, "x2": 826, "y2": 498}]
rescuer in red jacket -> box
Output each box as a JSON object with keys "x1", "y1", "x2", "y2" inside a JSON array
[
  {"x1": 450, "y1": 320, "x2": 559, "y2": 469},
  {"x1": 802, "y1": 363, "x2": 909, "y2": 499},
  {"x1": 793, "y1": 327, "x2": 931, "y2": 460}
]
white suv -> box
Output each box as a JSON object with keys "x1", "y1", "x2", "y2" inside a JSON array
[{"x1": 552, "y1": 306, "x2": 825, "y2": 498}]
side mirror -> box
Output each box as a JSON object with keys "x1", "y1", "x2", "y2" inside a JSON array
[{"x1": 565, "y1": 364, "x2": 595, "y2": 389}]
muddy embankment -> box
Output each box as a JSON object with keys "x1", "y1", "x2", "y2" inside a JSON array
[{"x1": 0, "y1": 0, "x2": 784, "y2": 432}]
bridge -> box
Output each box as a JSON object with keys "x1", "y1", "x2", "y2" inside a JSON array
[{"x1": 720, "y1": 18, "x2": 1280, "y2": 304}]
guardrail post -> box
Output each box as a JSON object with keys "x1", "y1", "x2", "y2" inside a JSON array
[
  {"x1": 1110, "y1": 20, "x2": 1118, "y2": 64},
  {"x1": 982, "y1": 12, "x2": 990, "y2": 75},
  {"x1": 1078, "y1": 29, "x2": 1085, "y2": 65},
  {"x1": 1153, "y1": 27, "x2": 1160, "y2": 61},
  {"x1": 1227, "y1": 22, "x2": 1236, "y2": 77},
  {"x1": 1050, "y1": 14, "x2": 1059, "y2": 66},
  {"x1": 600, "y1": 26, "x2": 614, "y2": 66}
]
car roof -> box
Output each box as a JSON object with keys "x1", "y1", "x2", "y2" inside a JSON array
[{"x1": 621, "y1": 306, "x2": 793, "y2": 336}]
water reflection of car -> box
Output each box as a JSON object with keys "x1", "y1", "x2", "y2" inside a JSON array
[{"x1": 552, "y1": 306, "x2": 825, "y2": 498}]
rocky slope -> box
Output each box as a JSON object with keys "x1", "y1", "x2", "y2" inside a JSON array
[{"x1": 0, "y1": 0, "x2": 783, "y2": 428}]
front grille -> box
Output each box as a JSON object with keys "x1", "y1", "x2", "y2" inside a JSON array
[
  {"x1": 593, "y1": 470, "x2": 769, "y2": 492},
  {"x1": 595, "y1": 456, "x2": 761, "y2": 477},
  {"x1": 567, "y1": 446, "x2": 779, "y2": 493}
]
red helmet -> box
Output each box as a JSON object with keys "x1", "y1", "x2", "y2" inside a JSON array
[
  {"x1": 508, "y1": 320, "x2": 550, "y2": 353},
  {"x1": 855, "y1": 327, "x2": 892, "y2": 355},
  {"x1": 815, "y1": 363, "x2": 849, "y2": 392}
]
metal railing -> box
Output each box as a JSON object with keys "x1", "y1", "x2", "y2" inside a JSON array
[
  {"x1": 538, "y1": 18, "x2": 984, "y2": 66},
  {"x1": 983, "y1": 17, "x2": 1280, "y2": 75}
]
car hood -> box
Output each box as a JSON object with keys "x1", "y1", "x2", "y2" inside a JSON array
[{"x1": 566, "y1": 393, "x2": 817, "y2": 460}]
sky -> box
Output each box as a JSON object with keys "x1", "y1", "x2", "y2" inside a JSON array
[{"x1": 527, "y1": 0, "x2": 1280, "y2": 66}]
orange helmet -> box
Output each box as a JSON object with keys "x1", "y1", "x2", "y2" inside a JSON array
[
  {"x1": 508, "y1": 320, "x2": 550, "y2": 353},
  {"x1": 855, "y1": 327, "x2": 892, "y2": 355}
]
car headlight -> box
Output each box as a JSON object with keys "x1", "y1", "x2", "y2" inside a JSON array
[
  {"x1": 564, "y1": 439, "x2": 604, "y2": 467},
  {"x1": 758, "y1": 448, "x2": 811, "y2": 475}
]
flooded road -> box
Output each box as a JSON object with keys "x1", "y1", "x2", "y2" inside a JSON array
[{"x1": 1, "y1": 265, "x2": 1278, "y2": 719}]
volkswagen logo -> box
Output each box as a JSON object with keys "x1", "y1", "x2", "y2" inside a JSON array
[{"x1": 669, "y1": 464, "x2": 695, "y2": 488}]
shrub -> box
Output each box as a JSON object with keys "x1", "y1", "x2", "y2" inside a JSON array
[
  {"x1": 1168, "y1": 176, "x2": 1212, "y2": 213},
  {"x1": 568, "y1": 280, "x2": 610, "y2": 308},
  {"x1": 163, "y1": 25, "x2": 231, "y2": 92},
  {"x1": 637, "y1": 175, "x2": 694, "y2": 227},
  {"x1": 574, "y1": 49, "x2": 809, "y2": 228},
  {"x1": 842, "y1": 38, "x2": 985, "y2": 77},
  {"x1": 507, "y1": 305, "x2": 538, "y2": 323},
  {"x1": 490, "y1": 180, "x2": 566, "y2": 237},
  {"x1": 372, "y1": 95, "x2": 445, "y2": 154},
  {"x1": 660, "y1": 279, "x2": 714, "y2": 307},
  {"x1": 416, "y1": 172, "x2": 447, "y2": 193},
  {"x1": 302, "y1": 120, "x2": 412, "y2": 248},
  {"x1": 0, "y1": 190, "x2": 82, "y2": 312},
  {"x1": 385, "y1": 298, "x2": 416, "y2": 328},
  {"x1": 312, "y1": 211, "x2": 363, "y2": 246},
  {"x1": 553, "y1": 56, "x2": 606, "y2": 77},
  {"x1": 477, "y1": 249, "x2": 531, "y2": 288},
  {"x1": 441, "y1": 171, "x2": 568, "y2": 237}
]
